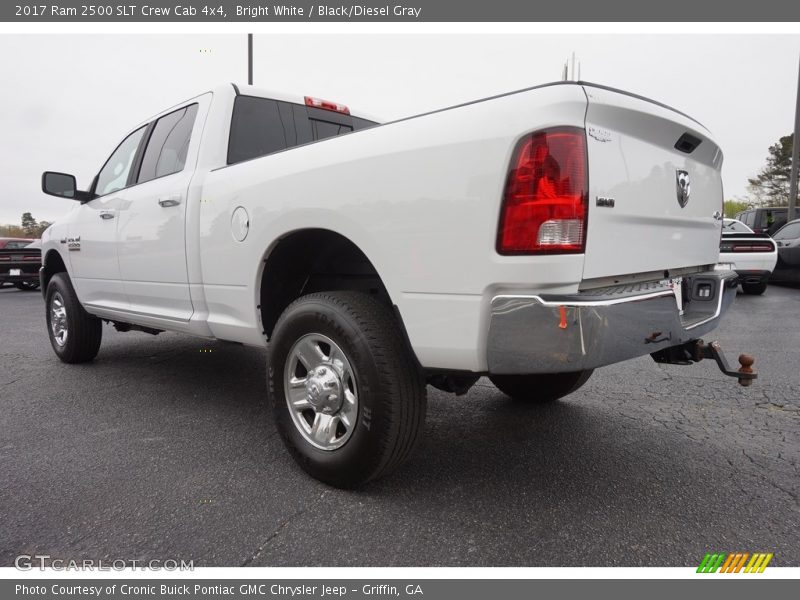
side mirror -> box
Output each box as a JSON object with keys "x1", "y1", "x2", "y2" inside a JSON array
[{"x1": 41, "y1": 171, "x2": 92, "y2": 201}]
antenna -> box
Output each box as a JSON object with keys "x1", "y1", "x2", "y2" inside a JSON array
[
  {"x1": 561, "y1": 52, "x2": 582, "y2": 81},
  {"x1": 247, "y1": 33, "x2": 253, "y2": 85}
]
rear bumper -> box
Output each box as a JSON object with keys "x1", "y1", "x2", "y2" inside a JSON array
[
  {"x1": 487, "y1": 269, "x2": 737, "y2": 374},
  {"x1": 734, "y1": 270, "x2": 771, "y2": 286},
  {"x1": 720, "y1": 251, "x2": 777, "y2": 276},
  {"x1": 0, "y1": 272, "x2": 40, "y2": 284}
]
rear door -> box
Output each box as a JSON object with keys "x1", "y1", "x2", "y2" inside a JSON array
[
  {"x1": 116, "y1": 101, "x2": 203, "y2": 321},
  {"x1": 581, "y1": 85, "x2": 724, "y2": 280}
]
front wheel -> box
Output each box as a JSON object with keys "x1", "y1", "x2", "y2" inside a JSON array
[
  {"x1": 490, "y1": 370, "x2": 593, "y2": 404},
  {"x1": 45, "y1": 273, "x2": 102, "y2": 363},
  {"x1": 267, "y1": 291, "x2": 426, "y2": 488}
]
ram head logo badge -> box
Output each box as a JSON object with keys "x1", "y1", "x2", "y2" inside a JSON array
[{"x1": 676, "y1": 169, "x2": 691, "y2": 208}]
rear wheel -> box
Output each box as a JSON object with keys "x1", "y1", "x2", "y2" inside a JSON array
[
  {"x1": 490, "y1": 370, "x2": 593, "y2": 404},
  {"x1": 267, "y1": 291, "x2": 426, "y2": 488},
  {"x1": 45, "y1": 273, "x2": 102, "y2": 363},
  {"x1": 741, "y1": 281, "x2": 767, "y2": 295},
  {"x1": 14, "y1": 281, "x2": 39, "y2": 291}
]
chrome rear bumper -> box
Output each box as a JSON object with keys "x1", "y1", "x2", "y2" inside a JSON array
[{"x1": 487, "y1": 270, "x2": 738, "y2": 374}]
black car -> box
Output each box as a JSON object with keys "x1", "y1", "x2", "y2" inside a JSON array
[
  {"x1": 770, "y1": 219, "x2": 800, "y2": 284},
  {"x1": 0, "y1": 239, "x2": 41, "y2": 291},
  {"x1": 735, "y1": 207, "x2": 789, "y2": 236}
]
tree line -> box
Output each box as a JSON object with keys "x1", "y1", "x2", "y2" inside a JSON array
[
  {"x1": 722, "y1": 132, "x2": 794, "y2": 218},
  {"x1": 0, "y1": 212, "x2": 52, "y2": 238}
]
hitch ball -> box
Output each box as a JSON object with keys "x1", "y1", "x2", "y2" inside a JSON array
[{"x1": 737, "y1": 354, "x2": 755, "y2": 387}]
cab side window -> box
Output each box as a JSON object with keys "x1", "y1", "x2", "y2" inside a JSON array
[
  {"x1": 95, "y1": 126, "x2": 147, "y2": 196},
  {"x1": 138, "y1": 104, "x2": 199, "y2": 184}
]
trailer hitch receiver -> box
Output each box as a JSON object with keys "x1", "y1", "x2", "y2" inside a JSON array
[{"x1": 651, "y1": 340, "x2": 757, "y2": 386}]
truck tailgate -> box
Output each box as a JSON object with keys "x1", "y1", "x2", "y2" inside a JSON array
[{"x1": 581, "y1": 85, "x2": 723, "y2": 280}]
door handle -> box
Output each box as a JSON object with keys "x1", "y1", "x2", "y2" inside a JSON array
[
  {"x1": 158, "y1": 195, "x2": 182, "y2": 207},
  {"x1": 99, "y1": 211, "x2": 115, "y2": 220}
]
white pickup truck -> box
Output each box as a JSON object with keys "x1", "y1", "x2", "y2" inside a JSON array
[{"x1": 40, "y1": 81, "x2": 755, "y2": 486}]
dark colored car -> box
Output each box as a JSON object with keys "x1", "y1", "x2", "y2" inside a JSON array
[
  {"x1": 735, "y1": 207, "x2": 789, "y2": 236},
  {"x1": 0, "y1": 239, "x2": 41, "y2": 290},
  {"x1": 770, "y1": 218, "x2": 800, "y2": 284}
]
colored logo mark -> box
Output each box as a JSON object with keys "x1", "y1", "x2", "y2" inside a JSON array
[{"x1": 697, "y1": 552, "x2": 773, "y2": 573}]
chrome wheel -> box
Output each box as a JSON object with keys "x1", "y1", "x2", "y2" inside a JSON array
[
  {"x1": 50, "y1": 291, "x2": 68, "y2": 347},
  {"x1": 284, "y1": 333, "x2": 358, "y2": 451}
]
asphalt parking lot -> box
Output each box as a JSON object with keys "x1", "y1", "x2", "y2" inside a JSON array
[{"x1": 1, "y1": 284, "x2": 798, "y2": 567}]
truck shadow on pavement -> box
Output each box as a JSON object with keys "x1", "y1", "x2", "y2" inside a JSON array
[{"x1": 8, "y1": 322, "x2": 794, "y2": 567}]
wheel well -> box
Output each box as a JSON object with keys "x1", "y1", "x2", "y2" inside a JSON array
[
  {"x1": 259, "y1": 230, "x2": 392, "y2": 339},
  {"x1": 41, "y1": 250, "x2": 67, "y2": 292}
]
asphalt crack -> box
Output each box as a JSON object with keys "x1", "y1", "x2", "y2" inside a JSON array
[{"x1": 240, "y1": 491, "x2": 328, "y2": 566}]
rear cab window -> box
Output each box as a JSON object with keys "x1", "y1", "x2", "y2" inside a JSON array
[{"x1": 227, "y1": 95, "x2": 377, "y2": 165}]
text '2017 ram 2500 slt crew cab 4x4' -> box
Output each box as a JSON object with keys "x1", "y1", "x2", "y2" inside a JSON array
[{"x1": 40, "y1": 81, "x2": 756, "y2": 487}]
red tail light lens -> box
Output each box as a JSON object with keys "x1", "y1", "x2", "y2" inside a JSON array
[
  {"x1": 732, "y1": 243, "x2": 775, "y2": 252},
  {"x1": 497, "y1": 127, "x2": 588, "y2": 255}
]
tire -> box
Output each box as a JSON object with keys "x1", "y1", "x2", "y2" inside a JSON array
[
  {"x1": 267, "y1": 291, "x2": 426, "y2": 488},
  {"x1": 45, "y1": 273, "x2": 102, "y2": 363},
  {"x1": 490, "y1": 370, "x2": 593, "y2": 404},
  {"x1": 741, "y1": 282, "x2": 767, "y2": 295},
  {"x1": 14, "y1": 281, "x2": 39, "y2": 291}
]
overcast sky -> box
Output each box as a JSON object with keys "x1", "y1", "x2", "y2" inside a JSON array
[{"x1": 1, "y1": 33, "x2": 799, "y2": 226}]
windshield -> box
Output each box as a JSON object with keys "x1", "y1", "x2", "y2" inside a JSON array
[{"x1": 723, "y1": 219, "x2": 753, "y2": 234}]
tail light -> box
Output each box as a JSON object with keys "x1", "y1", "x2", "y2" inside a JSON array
[
  {"x1": 721, "y1": 242, "x2": 776, "y2": 253},
  {"x1": 304, "y1": 96, "x2": 350, "y2": 115},
  {"x1": 497, "y1": 127, "x2": 588, "y2": 255}
]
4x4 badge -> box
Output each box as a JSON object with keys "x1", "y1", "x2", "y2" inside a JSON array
[{"x1": 676, "y1": 169, "x2": 691, "y2": 208}]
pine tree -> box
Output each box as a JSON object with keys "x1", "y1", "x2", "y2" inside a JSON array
[
  {"x1": 21, "y1": 212, "x2": 38, "y2": 236},
  {"x1": 747, "y1": 134, "x2": 794, "y2": 207}
]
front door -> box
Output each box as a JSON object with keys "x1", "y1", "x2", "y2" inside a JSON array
[{"x1": 67, "y1": 125, "x2": 147, "y2": 311}]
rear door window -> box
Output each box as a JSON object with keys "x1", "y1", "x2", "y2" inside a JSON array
[{"x1": 137, "y1": 104, "x2": 199, "y2": 184}]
